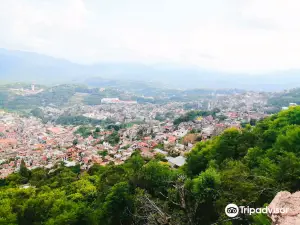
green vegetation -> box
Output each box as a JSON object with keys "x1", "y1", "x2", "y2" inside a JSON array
[
  {"x1": 216, "y1": 114, "x2": 227, "y2": 121},
  {"x1": 75, "y1": 126, "x2": 93, "y2": 138},
  {"x1": 154, "y1": 112, "x2": 165, "y2": 121},
  {"x1": 98, "y1": 150, "x2": 108, "y2": 158},
  {"x1": 73, "y1": 139, "x2": 79, "y2": 146},
  {"x1": 74, "y1": 126, "x2": 120, "y2": 144},
  {"x1": 268, "y1": 88, "x2": 300, "y2": 107},
  {"x1": 56, "y1": 116, "x2": 103, "y2": 126},
  {"x1": 106, "y1": 131, "x2": 120, "y2": 146},
  {"x1": 173, "y1": 110, "x2": 215, "y2": 125},
  {"x1": 0, "y1": 84, "x2": 89, "y2": 111},
  {"x1": 155, "y1": 112, "x2": 175, "y2": 122},
  {"x1": 7, "y1": 85, "x2": 77, "y2": 110},
  {"x1": 83, "y1": 89, "x2": 124, "y2": 105},
  {"x1": 3, "y1": 107, "x2": 300, "y2": 224},
  {"x1": 30, "y1": 108, "x2": 44, "y2": 119},
  {"x1": 30, "y1": 108, "x2": 49, "y2": 123}
]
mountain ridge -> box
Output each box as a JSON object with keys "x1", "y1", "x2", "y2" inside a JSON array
[{"x1": 0, "y1": 48, "x2": 299, "y2": 91}]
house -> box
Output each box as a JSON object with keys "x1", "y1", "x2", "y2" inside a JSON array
[
  {"x1": 138, "y1": 142, "x2": 149, "y2": 148},
  {"x1": 64, "y1": 161, "x2": 76, "y2": 167},
  {"x1": 114, "y1": 154, "x2": 122, "y2": 159},
  {"x1": 140, "y1": 148, "x2": 154, "y2": 158},
  {"x1": 0, "y1": 138, "x2": 17, "y2": 148},
  {"x1": 154, "y1": 148, "x2": 168, "y2": 155},
  {"x1": 168, "y1": 136, "x2": 177, "y2": 143},
  {"x1": 173, "y1": 129, "x2": 188, "y2": 138},
  {"x1": 175, "y1": 143, "x2": 185, "y2": 151},
  {"x1": 202, "y1": 126, "x2": 214, "y2": 137},
  {"x1": 47, "y1": 127, "x2": 64, "y2": 135},
  {"x1": 166, "y1": 156, "x2": 186, "y2": 167}
]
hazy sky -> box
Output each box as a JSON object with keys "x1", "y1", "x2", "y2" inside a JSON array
[{"x1": 0, "y1": 0, "x2": 300, "y2": 73}]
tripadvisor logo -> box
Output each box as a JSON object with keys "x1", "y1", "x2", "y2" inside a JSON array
[
  {"x1": 225, "y1": 204, "x2": 239, "y2": 218},
  {"x1": 225, "y1": 203, "x2": 289, "y2": 218}
]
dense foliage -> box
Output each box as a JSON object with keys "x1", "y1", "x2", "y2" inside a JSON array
[
  {"x1": 106, "y1": 131, "x2": 120, "y2": 146},
  {"x1": 2, "y1": 107, "x2": 300, "y2": 224},
  {"x1": 74, "y1": 126, "x2": 94, "y2": 138},
  {"x1": 173, "y1": 110, "x2": 216, "y2": 125},
  {"x1": 83, "y1": 89, "x2": 125, "y2": 105},
  {"x1": 268, "y1": 88, "x2": 300, "y2": 107},
  {"x1": 0, "y1": 84, "x2": 86, "y2": 110},
  {"x1": 7, "y1": 85, "x2": 77, "y2": 110},
  {"x1": 56, "y1": 116, "x2": 109, "y2": 126}
]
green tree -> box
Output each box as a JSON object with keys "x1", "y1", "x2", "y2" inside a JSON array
[
  {"x1": 138, "y1": 161, "x2": 174, "y2": 195},
  {"x1": 99, "y1": 182, "x2": 134, "y2": 225},
  {"x1": 73, "y1": 139, "x2": 78, "y2": 146},
  {"x1": 190, "y1": 168, "x2": 221, "y2": 224},
  {"x1": 19, "y1": 159, "x2": 30, "y2": 180},
  {"x1": 98, "y1": 150, "x2": 108, "y2": 159},
  {"x1": 250, "y1": 118, "x2": 257, "y2": 126}
]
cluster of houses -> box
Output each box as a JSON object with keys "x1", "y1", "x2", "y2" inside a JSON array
[{"x1": 0, "y1": 91, "x2": 271, "y2": 178}]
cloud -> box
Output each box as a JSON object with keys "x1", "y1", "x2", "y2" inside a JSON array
[{"x1": 0, "y1": 0, "x2": 300, "y2": 73}]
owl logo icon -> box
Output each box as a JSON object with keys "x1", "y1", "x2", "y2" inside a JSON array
[{"x1": 225, "y1": 204, "x2": 239, "y2": 217}]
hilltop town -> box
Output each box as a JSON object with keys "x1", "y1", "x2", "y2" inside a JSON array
[{"x1": 0, "y1": 85, "x2": 272, "y2": 178}]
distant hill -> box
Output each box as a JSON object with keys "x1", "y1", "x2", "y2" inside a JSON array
[
  {"x1": 268, "y1": 88, "x2": 300, "y2": 107},
  {"x1": 0, "y1": 48, "x2": 88, "y2": 83},
  {"x1": 0, "y1": 48, "x2": 300, "y2": 91}
]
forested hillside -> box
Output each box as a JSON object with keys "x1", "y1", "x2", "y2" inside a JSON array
[
  {"x1": 268, "y1": 88, "x2": 300, "y2": 107},
  {"x1": 1, "y1": 107, "x2": 300, "y2": 225}
]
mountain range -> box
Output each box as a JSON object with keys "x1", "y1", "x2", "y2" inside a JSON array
[{"x1": 0, "y1": 48, "x2": 299, "y2": 91}]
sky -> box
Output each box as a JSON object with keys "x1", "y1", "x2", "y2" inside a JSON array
[{"x1": 0, "y1": 0, "x2": 300, "y2": 73}]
